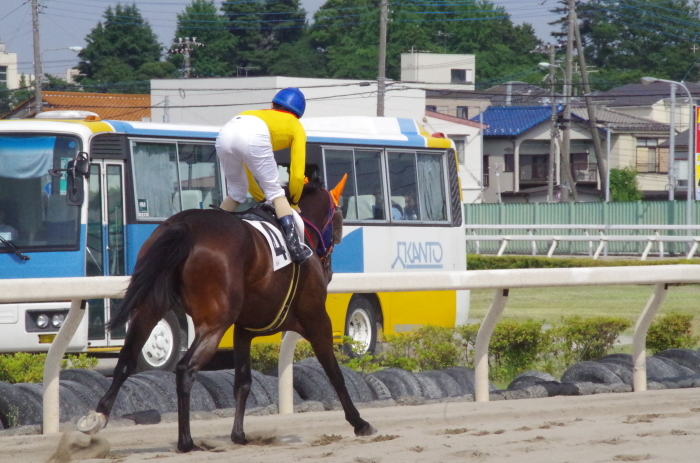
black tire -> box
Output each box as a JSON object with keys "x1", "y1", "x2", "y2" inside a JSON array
[
  {"x1": 136, "y1": 310, "x2": 183, "y2": 372},
  {"x1": 413, "y1": 371, "x2": 460, "y2": 399},
  {"x1": 140, "y1": 370, "x2": 216, "y2": 412},
  {"x1": 507, "y1": 371, "x2": 558, "y2": 391},
  {"x1": 343, "y1": 295, "x2": 378, "y2": 357},
  {"x1": 288, "y1": 364, "x2": 339, "y2": 408},
  {"x1": 196, "y1": 371, "x2": 235, "y2": 409},
  {"x1": 122, "y1": 376, "x2": 171, "y2": 415},
  {"x1": 0, "y1": 382, "x2": 42, "y2": 427},
  {"x1": 655, "y1": 349, "x2": 700, "y2": 374},
  {"x1": 597, "y1": 362, "x2": 634, "y2": 386},
  {"x1": 648, "y1": 356, "x2": 693, "y2": 379},
  {"x1": 15, "y1": 383, "x2": 84, "y2": 423},
  {"x1": 60, "y1": 380, "x2": 101, "y2": 414},
  {"x1": 59, "y1": 369, "x2": 110, "y2": 397},
  {"x1": 132, "y1": 372, "x2": 179, "y2": 413},
  {"x1": 367, "y1": 368, "x2": 423, "y2": 399},
  {"x1": 296, "y1": 357, "x2": 374, "y2": 403},
  {"x1": 561, "y1": 361, "x2": 624, "y2": 385}
]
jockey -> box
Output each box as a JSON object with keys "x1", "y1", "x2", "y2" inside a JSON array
[{"x1": 215, "y1": 87, "x2": 313, "y2": 264}]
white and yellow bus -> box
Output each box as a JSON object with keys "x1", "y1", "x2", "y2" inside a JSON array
[{"x1": 0, "y1": 113, "x2": 467, "y2": 369}]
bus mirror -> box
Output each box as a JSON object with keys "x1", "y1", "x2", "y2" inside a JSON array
[
  {"x1": 74, "y1": 152, "x2": 90, "y2": 177},
  {"x1": 66, "y1": 164, "x2": 85, "y2": 206}
]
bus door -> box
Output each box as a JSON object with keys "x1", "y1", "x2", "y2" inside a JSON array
[{"x1": 86, "y1": 160, "x2": 127, "y2": 349}]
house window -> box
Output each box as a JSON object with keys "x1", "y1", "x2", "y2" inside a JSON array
[
  {"x1": 425, "y1": 105, "x2": 437, "y2": 112},
  {"x1": 451, "y1": 69, "x2": 466, "y2": 83},
  {"x1": 503, "y1": 153, "x2": 514, "y2": 173},
  {"x1": 483, "y1": 155, "x2": 489, "y2": 186},
  {"x1": 456, "y1": 106, "x2": 468, "y2": 119},
  {"x1": 636, "y1": 138, "x2": 667, "y2": 173},
  {"x1": 0, "y1": 66, "x2": 7, "y2": 86},
  {"x1": 452, "y1": 138, "x2": 465, "y2": 164}
]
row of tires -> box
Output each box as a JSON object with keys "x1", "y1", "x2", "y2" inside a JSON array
[{"x1": 2, "y1": 348, "x2": 699, "y2": 431}]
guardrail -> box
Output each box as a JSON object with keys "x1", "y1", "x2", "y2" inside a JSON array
[
  {"x1": 2, "y1": 266, "x2": 700, "y2": 433},
  {"x1": 466, "y1": 224, "x2": 700, "y2": 260}
]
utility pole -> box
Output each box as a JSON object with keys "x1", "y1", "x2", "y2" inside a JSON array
[
  {"x1": 31, "y1": 0, "x2": 43, "y2": 115},
  {"x1": 547, "y1": 44, "x2": 558, "y2": 203},
  {"x1": 668, "y1": 84, "x2": 677, "y2": 200},
  {"x1": 163, "y1": 96, "x2": 170, "y2": 123},
  {"x1": 561, "y1": 0, "x2": 579, "y2": 201},
  {"x1": 573, "y1": 14, "x2": 608, "y2": 197},
  {"x1": 377, "y1": 0, "x2": 388, "y2": 116},
  {"x1": 170, "y1": 37, "x2": 203, "y2": 78}
]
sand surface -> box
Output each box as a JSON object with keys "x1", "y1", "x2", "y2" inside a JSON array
[{"x1": 4, "y1": 388, "x2": 700, "y2": 463}]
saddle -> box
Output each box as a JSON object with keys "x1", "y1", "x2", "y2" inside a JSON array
[{"x1": 234, "y1": 203, "x2": 281, "y2": 231}]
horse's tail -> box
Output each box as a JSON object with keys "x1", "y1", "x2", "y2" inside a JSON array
[{"x1": 107, "y1": 221, "x2": 194, "y2": 330}]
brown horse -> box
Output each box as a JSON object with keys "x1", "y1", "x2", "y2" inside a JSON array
[{"x1": 78, "y1": 180, "x2": 376, "y2": 452}]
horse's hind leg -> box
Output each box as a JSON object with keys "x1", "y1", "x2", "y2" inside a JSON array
[
  {"x1": 79, "y1": 310, "x2": 159, "y2": 434},
  {"x1": 175, "y1": 327, "x2": 228, "y2": 453},
  {"x1": 231, "y1": 326, "x2": 255, "y2": 445},
  {"x1": 300, "y1": 310, "x2": 376, "y2": 437}
]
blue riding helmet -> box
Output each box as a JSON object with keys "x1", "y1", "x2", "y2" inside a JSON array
[{"x1": 272, "y1": 87, "x2": 306, "y2": 118}]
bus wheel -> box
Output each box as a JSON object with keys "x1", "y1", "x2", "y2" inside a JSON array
[
  {"x1": 344, "y1": 296, "x2": 378, "y2": 357},
  {"x1": 137, "y1": 311, "x2": 182, "y2": 372}
]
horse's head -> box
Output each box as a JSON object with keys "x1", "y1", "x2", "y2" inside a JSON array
[{"x1": 293, "y1": 177, "x2": 346, "y2": 282}]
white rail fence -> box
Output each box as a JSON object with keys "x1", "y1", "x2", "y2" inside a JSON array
[
  {"x1": 466, "y1": 224, "x2": 700, "y2": 260},
  {"x1": 2, "y1": 265, "x2": 700, "y2": 434}
]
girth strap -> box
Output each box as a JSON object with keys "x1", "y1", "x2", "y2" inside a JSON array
[{"x1": 244, "y1": 263, "x2": 301, "y2": 334}]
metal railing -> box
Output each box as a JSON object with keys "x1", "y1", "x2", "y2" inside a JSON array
[
  {"x1": 2, "y1": 266, "x2": 700, "y2": 433},
  {"x1": 466, "y1": 224, "x2": 700, "y2": 260}
]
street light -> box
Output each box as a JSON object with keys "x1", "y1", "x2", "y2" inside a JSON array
[{"x1": 641, "y1": 77, "x2": 695, "y2": 233}]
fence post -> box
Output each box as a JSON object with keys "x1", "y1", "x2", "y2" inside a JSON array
[
  {"x1": 633, "y1": 283, "x2": 668, "y2": 392},
  {"x1": 474, "y1": 289, "x2": 509, "y2": 402},
  {"x1": 43, "y1": 299, "x2": 85, "y2": 434},
  {"x1": 278, "y1": 331, "x2": 302, "y2": 415}
]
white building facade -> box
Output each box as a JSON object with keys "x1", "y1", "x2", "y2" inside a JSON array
[{"x1": 0, "y1": 43, "x2": 20, "y2": 90}]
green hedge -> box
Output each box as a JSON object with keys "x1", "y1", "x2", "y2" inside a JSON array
[{"x1": 467, "y1": 254, "x2": 700, "y2": 270}]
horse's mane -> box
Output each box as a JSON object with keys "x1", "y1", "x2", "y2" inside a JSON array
[{"x1": 284, "y1": 177, "x2": 323, "y2": 201}]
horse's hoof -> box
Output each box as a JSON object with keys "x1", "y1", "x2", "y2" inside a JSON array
[
  {"x1": 77, "y1": 411, "x2": 107, "y2": 435},
  {"x1": 231, "y1": 433, "x2": 249, "y2": 445},
  {"x1": 354, "y1": 422, "x2": 378, "y2": 437},
  {"x1": 177, "y1": 442, "x2": 204, "y2": 453}
]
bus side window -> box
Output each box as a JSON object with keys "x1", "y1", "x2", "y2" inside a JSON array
[
  {"x1": 354, "y1": 150, "x2": 383, "y2": 221},
  {"x1": 417, "y1": 152, "x2": 447, "y2": 222},
  {"x1": 323, "y1": 148, "x2": 355, "y2": 219}
]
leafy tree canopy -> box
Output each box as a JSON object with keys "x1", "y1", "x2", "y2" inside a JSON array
[
  {"x1": 77, "y1": 3, "x2": 171, "y2": 93},
  {"x1": 170, "y1": 0, "x2": 238, "y2": 77},
  {"x1": 610, "y1": 167, "x2": 643, "y2": 201},
  {"x1": 221, "y1": 0, "x2": 307, "y2": 74},
  {"x1": 550, "y1": 0, "x2": 700, "y2": 90},
  {"x1": 309, "y1": 0, "x2": 542, "y2": 83}
]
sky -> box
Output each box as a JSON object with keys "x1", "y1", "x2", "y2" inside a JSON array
[{"x1": 1, "y1": 0, "x2": 559, "y2": 78}]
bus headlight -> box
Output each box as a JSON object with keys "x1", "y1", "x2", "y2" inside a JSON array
[
  {"x1": 36, "y1": 314, "x2": 50, "y2": 329},
  {"x1": 51, "y1": 314, "x2": 65, "y2": 328}
]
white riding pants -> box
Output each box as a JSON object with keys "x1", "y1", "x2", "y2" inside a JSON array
[{"x1": 216, "y1": 115, "x2": 285, "y2": 204}]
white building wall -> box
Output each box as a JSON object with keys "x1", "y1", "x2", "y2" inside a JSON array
[
  {"x1": 151, "y1": 76, "x2": 426, "y2": 126},
  {"x1": 0, "y1": 43, "x2": 20, "y2": 90},
  {"x1": 423, "y1": 116, "x2": 482, "y2": 203},
  {"x1": 400, "y1": 53, "x2": 475, "y2": 90}
]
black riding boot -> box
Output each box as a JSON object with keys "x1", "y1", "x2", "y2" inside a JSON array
[{"x1": 279, "y1": 215, "x2": 313, "y2": 264}]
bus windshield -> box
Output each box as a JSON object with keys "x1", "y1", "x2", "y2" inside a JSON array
[{"x1": 0, "y1": 134, "x2": 81, "y2": 251}]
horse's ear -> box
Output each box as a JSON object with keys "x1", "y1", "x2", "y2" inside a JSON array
[{"x1": 330, "y1": 173, "x2": 348, "y2": 207}]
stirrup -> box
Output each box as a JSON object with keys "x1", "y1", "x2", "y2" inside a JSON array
[{"x1": 289, "y1": 243, "x2": 313, "y2": 264}]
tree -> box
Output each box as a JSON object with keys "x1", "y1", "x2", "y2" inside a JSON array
[
  {"x1": 609, "y1": 167, "x2": 643, "y2": 201},
  {"x1": 0, "y1": 75, "x2": 33, "y2": 117},
  {"x1": 308, "y1": 0, "x2": 541, "y2": 82},
  {"x1": 551, "y1": 0, "x2": 700, "y2": 90},
  {"x1": 221, "y1": 0, "x2": 307, "y2": 75},
  {"x1": 170, "y1": 0, "x2": 237, "y2": 77},
  {"x1": 77, "y1": 3, "x2": 172, "y2": 93}
]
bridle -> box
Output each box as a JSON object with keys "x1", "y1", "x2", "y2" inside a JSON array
[{"x1": 300, "y1": 188, "x2": 337, "y2": 262}]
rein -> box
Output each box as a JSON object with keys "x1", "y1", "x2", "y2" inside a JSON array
[{"x1": 301, "y1": 188, "x2": 337, "y2": 261}]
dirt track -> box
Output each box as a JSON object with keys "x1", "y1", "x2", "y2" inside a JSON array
[{"x1": 4, "y1": 388, "x2": 700, "y2": 463}]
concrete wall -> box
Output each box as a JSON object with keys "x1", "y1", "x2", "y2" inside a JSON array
[
  {"x1": 400, "y1": 53, "x2": 475, "y2": 88},
  {"x1": 423, "y1": 115, "x2": 482, "y2": 203},
  {"x1": 151, "y1": 76, "x2": 426, "y2": 125},
  {"x1": 0, "y1": 44, "x2": 19, "y2": 90}
]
